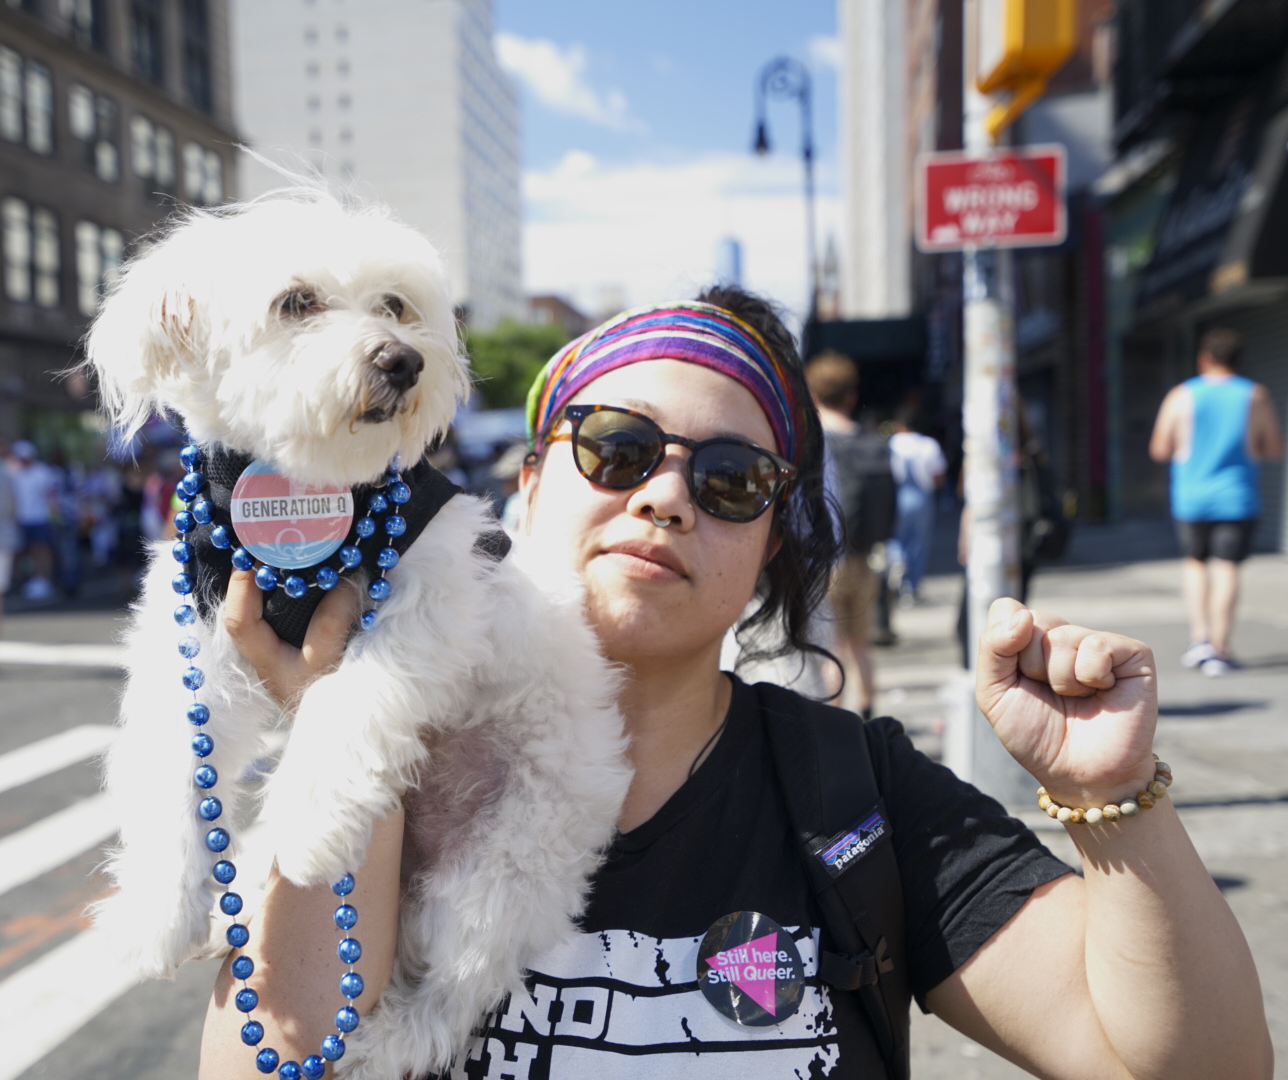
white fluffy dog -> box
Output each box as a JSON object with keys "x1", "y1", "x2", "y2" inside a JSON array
[{"x1": 88, "y1": 190, "x2": 630, "y2": 1077}]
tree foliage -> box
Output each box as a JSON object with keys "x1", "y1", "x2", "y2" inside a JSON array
[{"x1": 464, "y1": 320, "x2": 573, "y2": 409}]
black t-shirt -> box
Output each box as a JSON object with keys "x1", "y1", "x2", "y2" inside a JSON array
[{"x1": 440, "y1": 677, "x2": 1071, "y2": 1079}]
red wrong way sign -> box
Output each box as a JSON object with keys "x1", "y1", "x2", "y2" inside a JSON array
[{"x1": 916, "y1": 145, "x2": 1067, "y2": 252}]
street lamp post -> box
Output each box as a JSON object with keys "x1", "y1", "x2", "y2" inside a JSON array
[{"x1": 752, "y1": 57, "x2": 818, "y2": 317}]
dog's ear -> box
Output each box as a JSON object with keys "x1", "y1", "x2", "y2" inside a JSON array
[{"x1": 83, "y1": 225, "x2": 211, "y2": 439}]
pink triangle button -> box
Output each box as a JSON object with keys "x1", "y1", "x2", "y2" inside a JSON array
[
  {"x1": 697, "y1": 912, "x2": 804, "y2": 1027},
  {"x1": 704, "y1": 931, "x2": 781, "y2": 1015}
]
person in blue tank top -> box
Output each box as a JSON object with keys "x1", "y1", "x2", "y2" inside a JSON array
[{"x1": 1150, "y1": 328, "x2": 1283, "y2": 676}]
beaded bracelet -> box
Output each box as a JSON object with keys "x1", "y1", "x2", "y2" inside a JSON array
[{"x1": 1036, "y1": 756, "x2": 1173, "y2": 825}]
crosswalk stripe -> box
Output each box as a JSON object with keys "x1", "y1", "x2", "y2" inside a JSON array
[
  {"x1": 0, "y1": 724, "x2": 115, "y2": 795},
  {"x1": 0, "y1": 923, "x2": 138, "y2": 1080},
  {"x1": 0, "y1": 641, "x2": 126, "y2": 668},
  {"x1": 0, "y1": 814, "x2": 273, "y2": 1079},
  {"x1": 0, "y1": 793, "x2": 117, "y2": 897}
]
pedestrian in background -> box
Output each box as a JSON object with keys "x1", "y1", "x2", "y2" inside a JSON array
[
  {"x1": 888, "y1": 406, "x2": 946, "y2": 605},
  {"x1": 805, "y1": 349, "x2": 895, "y2": 718},
  {"x1": 1150, "y1": 327, "x2": 1283, "y2": 676},
  {"x1": 8, "y1": 439, "x2": 58, "y2": 600},
  {"x1": 0, "y1": 447, "x2": 16, "y2": 633}
]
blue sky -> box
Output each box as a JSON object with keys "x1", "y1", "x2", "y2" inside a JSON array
[{"x1": 492, "y1": 1, "x2": 841, "y2": 322}]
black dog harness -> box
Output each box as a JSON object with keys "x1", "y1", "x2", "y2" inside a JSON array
[{"x1": 186, "y1": 448, "x2": 510, "y2": 648}]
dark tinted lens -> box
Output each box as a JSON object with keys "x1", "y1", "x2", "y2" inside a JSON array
[
  {"x1": 574, "y1": 410, "x2": 664, "y2": 488},
  {"x1": 691, "y1": 442, "x2": 780, "y2": 521}
]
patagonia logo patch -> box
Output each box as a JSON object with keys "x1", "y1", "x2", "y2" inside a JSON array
[{"x1": 812, "y1": 807, "x2": 889, "y2": 878}]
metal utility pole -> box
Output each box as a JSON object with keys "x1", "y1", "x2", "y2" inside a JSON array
[
  {"x1": 932, "y1": 0, "x2": 1074, "y2": 801},
  {"x1": 957, "y1": 53, "x2": 1030, "y2": 805},
  {"x1": 753, "y1": 57, "x2": 819, "y2": 318}
]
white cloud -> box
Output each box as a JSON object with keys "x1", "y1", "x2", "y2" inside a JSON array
[
  {"x1": 807, "y1": 34, "x2": 843, "y2": 71},
  {"x1": 494, "y1": 32, "x2": 632, "y2": 130},
  {"x1": 522, "y1": 150, "x2": 840, "y2": 326}
]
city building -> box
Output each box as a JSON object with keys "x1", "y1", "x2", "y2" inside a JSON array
[
  {"x1": 832, "y1": 0, "x2": 1113, "y2": 514},
  {"x1": 1103, "y1": 0, "x2": 1288, "y2": 551},
  {"x1": 837, "y1": 0, "x2": 911, "y2": 321},
  {"x1": 527, "y1": 294, "x2": 590, "y2": 339},
  {"x1": 232, "y1": 0, "x2": 522, "y2": 330},
  {"x1": 0, "y1": 0, "x2": 236, "y2": 451},
  {"x1": 1003, "y1": 0, "x2": 1115, "y2": 517}
]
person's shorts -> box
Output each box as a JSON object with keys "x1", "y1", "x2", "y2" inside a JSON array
[
  {"x1": 19, "y1": 522, "x2": 54, "y2": 548},
  {"x1": 827, "y1": 553, "x2": 877, "y2": 642},
  {"x1": 0, "y1": 550, "x2": 12, "y2": 593},
  {"x1": 1174, "y1": 519, "x2": 1257, "y2": 563}
]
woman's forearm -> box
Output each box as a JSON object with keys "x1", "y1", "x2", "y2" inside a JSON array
[
  {"x1": 199, "y1": 804, "x2": 405, "y2": 1079},
  {"x1": 1072, "y1": 800, "x2": 1272, "y2": 1080}
]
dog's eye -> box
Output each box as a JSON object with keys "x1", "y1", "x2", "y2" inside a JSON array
[
  {"x1": 279, "y1": 289, "x2": 321, "y2": 318},
  {"x1": 381, "y1": 295, "x2": 406, "y2": 320}
]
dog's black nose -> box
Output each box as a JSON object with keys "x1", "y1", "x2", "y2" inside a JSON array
[{"x1": 371, "y1": 342, "x2": 424, "y2": 392}]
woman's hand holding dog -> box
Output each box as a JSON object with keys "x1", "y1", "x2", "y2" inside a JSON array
[
  {"x1": 974, "y1": 596, "x2": 1159, "y2": 808},
  {"x1": 224, "y1": 570, "x2": 360, "y2": 711}
]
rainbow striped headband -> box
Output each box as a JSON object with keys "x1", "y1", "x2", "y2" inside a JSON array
[{"x1": 525, "y1": 302, "x2": 801, "y2": 463}]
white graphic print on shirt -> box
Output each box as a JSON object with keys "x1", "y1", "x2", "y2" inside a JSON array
[{"x1": 445, "y1": 925, "x2": 842, "y2": 1079}]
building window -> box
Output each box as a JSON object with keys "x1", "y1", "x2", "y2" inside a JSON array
[
  {"x1": 2, "y1": 199, "x2": 59, "y2": 307},
  {"x1": 69, "y1": 84, "x2": 119, "y2": 181},
  {"x1": 74, "y1": 220, "x2": 123, "y2": 316},
  {"x1": 155, "y1": 125, "x2": 174, "y2": 188},
  {"x1": 131, "y1": 114, "x2": 175, "y2": 198},
  {"x1": 336, "y1": 59, "x2": 349, "y2": 76},
  {"x1": 182, "y1": 0, "x2": 212, "y2": 113},
  {"x1": 337, "y1": 93, "x2": 350, "y2": 109},
  {"x1": 24, "y1": 61, "x2": 52, "y2": 154},
  {"x1": 182, "y1": 141, "x2": 221, "y2": 205},
  {"x1": 62, "y1": 0, "x2": 108, "y2": 52},
  {"x1": 0, "y1": 47, "x2": 23, "y2": 143},
  {"x1": 130, "y1": 114, "x2": 153, "y2": 178},
  {"x1": 3, "y1": 197, "x2": 32, "y2": 302},
  {"x1": 1, "y1": 50, "x2": 53, "y2": 154},
  {"x1": 131, "y1": 0, "x2": 163, "y2": 85},
  {"x1": 335, "y1": 25, "x2": 348, "y2": 43},
  {"x1": 32, "y1": 207, "x2": 59, "y2": 306},
  {"x1": 305, "y1": 61, "x2": 319, "y2": 77}
]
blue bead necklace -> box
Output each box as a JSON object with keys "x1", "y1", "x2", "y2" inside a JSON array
[{"x1": 170, "y1": 443, "x2": 407, "y2": 1076}]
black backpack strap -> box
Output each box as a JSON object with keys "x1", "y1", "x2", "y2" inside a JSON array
[{"x1": 759, "y1": 682, "x2": 911, "y2": 1080}]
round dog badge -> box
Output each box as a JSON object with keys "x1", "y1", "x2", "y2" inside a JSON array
[
  {"x1": 697, "y1": 910, "x2": 805, "y2": 1027},
  {"x1": 230, "y1": 461, "x2": 354, "y2": 569}
]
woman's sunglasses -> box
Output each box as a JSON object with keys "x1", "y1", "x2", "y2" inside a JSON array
[{"x1": 546, "y1": 403, "x2": 797, "y2": 523}]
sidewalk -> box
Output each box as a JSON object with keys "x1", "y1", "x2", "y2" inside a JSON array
[{"x1": 877, "y1": 520, "x2": 1288, "y2": 1078}]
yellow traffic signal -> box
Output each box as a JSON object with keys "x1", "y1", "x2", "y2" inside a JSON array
[{"x1": 972, "y1": 0, "x2": 1077, "y2": 140}]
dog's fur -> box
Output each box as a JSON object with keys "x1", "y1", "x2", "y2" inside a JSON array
[{"x1": 88, "y1": 191, "x2": 631, "y2": 1077}]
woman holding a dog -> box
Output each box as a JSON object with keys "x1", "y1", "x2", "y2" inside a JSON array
[{"x1": 208, "y1": 287, "x2": 1270, "y2": 1079}]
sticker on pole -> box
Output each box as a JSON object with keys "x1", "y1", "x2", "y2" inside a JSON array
[
  {"x1": 916, "y1": 144, "x2": 1067, "y2": 252},
  {"x1": 697, "y1": 911, "x2": 804, "y2": 1027},
  {"x1": 230, "y1": 461, "x2": 354, "y2": 569}
]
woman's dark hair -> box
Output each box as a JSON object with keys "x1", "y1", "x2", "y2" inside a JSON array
[{"x1": 695, "y1": 285, "x2": 842, "y2": 687}]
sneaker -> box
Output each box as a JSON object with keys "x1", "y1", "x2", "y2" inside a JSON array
[
  {"x1": 1200, "y1": 656, "x2": 1242, "y2": 677},
  {"x1": 21, "y1": 577, "x2": 53, "y2": 601},
  {"x1": 1180, "y1": 641, "x2": 1217, "y2": 668}
]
